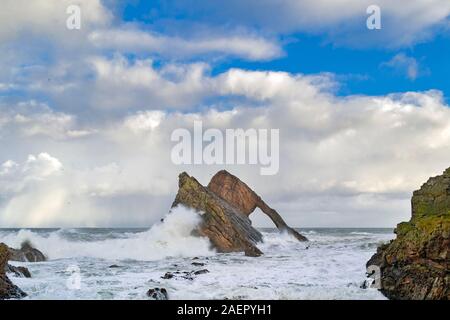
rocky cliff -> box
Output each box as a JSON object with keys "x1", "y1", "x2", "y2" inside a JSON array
[
  {"x1": 367, "y1": 167, "x2": 450, "y2": 300},
  {"x1": 170, "y1": 171, "x2": 307, "y2": 256},
  {"x1": 0, "y1": 243, "x2": 27, "y2": 300}
]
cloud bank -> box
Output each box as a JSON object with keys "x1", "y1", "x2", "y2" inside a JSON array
[{"x1": 0, "y1": 1, "x2": 449, "y2": 227}]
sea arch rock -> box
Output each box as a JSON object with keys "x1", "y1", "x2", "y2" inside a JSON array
[
  {"x1": 170, "y1": 171, "x2": 308, "y2": 256},
  {"x1": 171, "y1": 172, "x2": 264, "y2": 256},
  {"x1": 208, "y1": 170, "x2": 307, "y2": 241}
]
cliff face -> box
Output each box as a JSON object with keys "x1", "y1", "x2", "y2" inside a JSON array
[
  {"x1": 0, "y1": 243, "x2": 27, "y2": 300},
  {"x1": 171, "y1": 171, "x2": 307, "y2": 256},
  {"x1": 367, "y1": 168, "x2": 450, "y2": 300}
]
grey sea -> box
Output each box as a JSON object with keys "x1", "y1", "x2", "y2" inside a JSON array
[{"x1": 0, "y1": 210, "x2": 394, "y2": 299}]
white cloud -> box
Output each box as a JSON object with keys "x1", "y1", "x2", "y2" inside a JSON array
[
  {"x1": 124, "y1": 111, "x2": 166, "y2": 133},
  {"x1": 0, "y1": 1, "x2": 449, "y2": 228},
  {"x1": 88, "y1": 56, "x2": 212, "y2": 110},
  {"x1": 0, "y1": 100, "x2": 92, "y2": 139},
  {"x1": 22, "y1": 153, "x2": 63, "y2": 180},
  {"x1": 0, "y1": 0, "x2": 111, "y2": 42},
  {"x1": 89, "y1": 28, "x2": 282, "y2": 61},
  {"x1": 0, "y1": 152, "x2": 62, "y2": 194},
  {"x1": 0, "y1": 1, "x2": 282, "y2": 62},
  {"x1": 1, "y1": 68, "x2": 450, "y2": 227},
  {"x1": 381, "y1": 53, "x2": 422, "y2": 80},
  {"x1": 171, "y1": 0, "x2": 450, "y2": 47}
]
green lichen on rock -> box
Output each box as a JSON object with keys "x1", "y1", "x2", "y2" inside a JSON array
[
  {"x1": 411, "y1": 168, "x2": 450, "y2": 220},
  {"x1": 171, "y1": 172, "x2": 263, "y2": 256},
  {"x1": 170, "y1": 171, "x2": 308, "y2": 256},
  {"x1": 367, "y1": 167, "x2": 450, "y2": 300}
]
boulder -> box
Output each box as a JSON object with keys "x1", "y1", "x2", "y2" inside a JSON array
[
  {"x1": 208, "y1": 170, "x2": 308, "y2": 241},
  {"x1": 171, "y1": 172, "x2": 264, "y2": 256},
  {"x1": 161, "y1": 269, "x2": 210, "y2": 281},
  {"x1": 147, "y1": 288, "x2": 168, "y2": 300},
  {"x1": 193, "y1": 269, "x2": 209, "y2": 276},
  {"x1": 8, "y1": 241, "x2": 46, "y2": 262},
  {"x1": 191, "y1": 262, "x2": 205, "y2": 267},
  {"x1": 367, "y1": 167, "x2": 450, "y2": 300},
  {"x1": 6, "y1": 265, "x2": 31, "y2": 278},
  {"x1": 0, "y1": 243, "x2": 27, "y2": 300}
]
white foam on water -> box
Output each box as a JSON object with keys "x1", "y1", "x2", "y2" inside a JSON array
[
  {"x1": 1, "y1": 221, "x2": 394, "y2": 300},
  {"x1": 0, "y1": 206, "x2": 214, "y2": 261}
]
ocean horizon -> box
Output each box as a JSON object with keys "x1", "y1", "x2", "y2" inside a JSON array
[{"x1": 0, "y1": 211, "x2": 395, "y2": 300}]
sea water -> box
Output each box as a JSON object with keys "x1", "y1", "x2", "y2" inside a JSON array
[{"x1": 0, "y1": 208, "x2": 393, "y2": 300}]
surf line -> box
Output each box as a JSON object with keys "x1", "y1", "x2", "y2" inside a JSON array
[{"x1": 177, "y1": 304, "x2": 211, "y2": 318}]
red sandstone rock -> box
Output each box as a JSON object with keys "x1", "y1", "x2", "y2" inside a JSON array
[{"x1": 208, "y1": 170, "x2": 307, "y2": 241}]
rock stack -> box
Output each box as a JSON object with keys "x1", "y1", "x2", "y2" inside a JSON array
[{"x1": 171, "y1": 170, "x2": 307, "y2": 256}]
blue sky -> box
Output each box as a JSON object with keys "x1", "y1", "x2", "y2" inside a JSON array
[
  {"x1": 1, "y1": 1, "x2": 450, "y2": 227},
  {"x1": 216, "y1": 35, "x2": 450, "y2": 100},
  {"x1": 118, "y1": 0, "x2": 450, "y2": 100}
]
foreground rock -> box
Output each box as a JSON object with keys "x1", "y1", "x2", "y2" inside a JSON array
[
  {"x1": 8, "y1": 241, "x2": 46, "y2": 262},
  {"x1": 171, "y1": 171, "x2": 307, "y2": 256},
  {"x1": 147, "y1": 288, "x2": 168, "y2": 300},
  {"x1": 161, "y1": 268, "x2": 210, "y2": 281},
  {"x1": 0, "y1": 243, "x2": 27, "y2": 300},
  {"x1": 367, "y1": 167, "x2": 450, "y2": 300},
  {"x1": 6, "y1": 265, "x2": 31, "y2": 278},
  {"x1": 208, "y1": 170, "x2": 307, "y2": 241}
]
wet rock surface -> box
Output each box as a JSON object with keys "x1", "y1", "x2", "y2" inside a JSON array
[
  {"x1": 0, "y1": 243, "x2": 27, "y2": 300},
  {"x1": 208, "y1": 170, "x2": 308, "y2": 242},
  {"x1": 367, "y1": 167, "x2": 450, "y2": 300},
  {"x1": 8, "y1": 241, "x2": 46, "y2": 262},
  {"x1": 161, "y1": 268, "x2": 210, "y2": 281},
  {"x1": 172, "y1": 172, "x2": 264, "y2": 256},
  {"x1": 147, "y1": 287, "x2": 168, "y2": 300},
  {"x1": 171, "y1": 170, "x2": 307, "y2": 256},
  {"x1": 6, "y1": 264, "x2": 32, "y2": 278}
]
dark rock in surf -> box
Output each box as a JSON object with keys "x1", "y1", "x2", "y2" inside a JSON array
[
  {"x1": 191, "y1": 262, "x2": 205, "y2": 267},
  {"x1": 244, "y1": 246, "x2": 263, "y2": 257},
  {"x1": 147, "y1": 287, "x2": 168, "y2": 300},
  {"x1": 161, "y1": 268, "x2": 210, "y2": 281},
  {"x1": 193, "y1": 269, "x2": 209, "y2": 276},
  {"x1": 161, "y1": 272, "x2": 174, "y2": 279},
  {"x1": 8, "y1": 241, "x2": 46, "y2": 262},
  {"x1": 6, "y1": 264, "x2": 31, "y2": 278}
]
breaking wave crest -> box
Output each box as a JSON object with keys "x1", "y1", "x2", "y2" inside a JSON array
[{"x1": 0, "y1": 206, "x2": 214, "y2": 261}]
